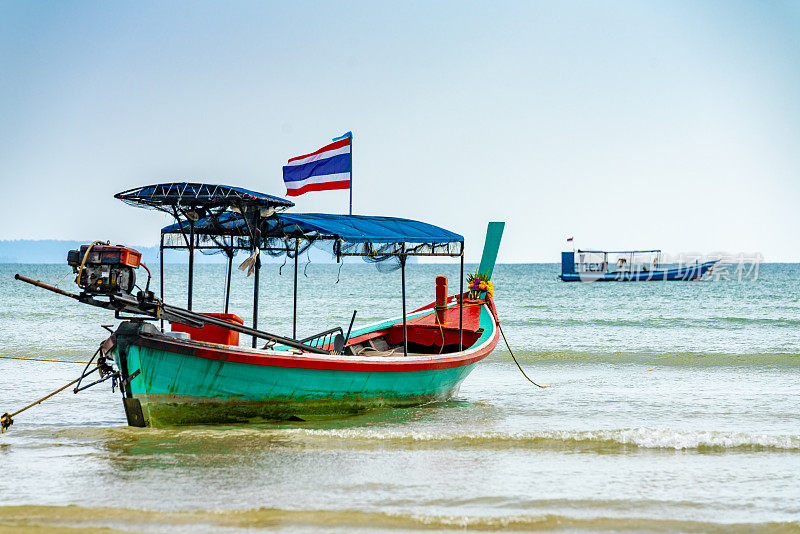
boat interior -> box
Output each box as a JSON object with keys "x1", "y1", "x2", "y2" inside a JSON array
[
  {"x1": 333, "y1": 297, "x2": 487, "y2": 356},
  {"x1": 166, "y1": 297, "x2": 488, "y2": 357},
  {"x1": 343, "y1": 317, "x2": 483, "y2": 356}
]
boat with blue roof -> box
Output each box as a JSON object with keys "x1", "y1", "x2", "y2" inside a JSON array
[
  {"x1": 560, "y1": 249, "x2": 717, "y2": 282},
  {"x1": 10, "y1": 182, "x2": 505, "y2": 427}
]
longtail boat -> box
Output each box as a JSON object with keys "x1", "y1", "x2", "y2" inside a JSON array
[{"x1": 12, "y1": 183, "x2": 505, "y2": 427}]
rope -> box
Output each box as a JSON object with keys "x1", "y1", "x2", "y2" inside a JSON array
[
  {"x1": 496, "y1": 320, "x2": 546, "y2": 388},
  {"x1": 1, "y1": 375, "x2": 83, "y2": 433},
  {"x1": 52, "y1": 270, "x2": 72, "y2": 288},
  {"x1": 335, "y1": 261, "x2": 344, "y2": 284},
  {"x1": 434, "y1": 309, "x2": 446, "y2": 355},
  {"x1": 0, "y1": 355, "x2": 85, "y2": 364}
]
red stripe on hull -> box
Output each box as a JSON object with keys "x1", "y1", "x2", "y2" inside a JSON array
[
  {"x1": 134, "y1": 326, "x2": 498, "y2": 373},
  {"x1": 285, "y1": 180, "x2": 351, "y2": 197}
]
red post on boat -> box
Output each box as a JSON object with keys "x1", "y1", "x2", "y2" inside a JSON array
[{"x1": 435, "y1": 276, "x2": 448, "y2": 324}]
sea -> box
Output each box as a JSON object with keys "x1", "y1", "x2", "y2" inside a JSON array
[{"x1": 0, "y1": 262, "x2": 798, "y2": 533}]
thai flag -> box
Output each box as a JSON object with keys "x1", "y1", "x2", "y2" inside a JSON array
[{"x1": 282, "y1": 133, "x2": 351, "y2": 197}]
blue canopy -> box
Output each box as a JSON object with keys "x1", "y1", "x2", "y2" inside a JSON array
[
  {"x1": 160, "y1": 212, "x2": 463, "y2": 259},
  {"x1": 163, "y1": 212, "x2": 462, "y2": 245},
  {"x1": 277, "y1": 213, "x2": 463, "y2": 245}
]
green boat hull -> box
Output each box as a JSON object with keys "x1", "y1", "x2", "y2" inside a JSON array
[
  {"x1": 112, "y1": 302, "x2": 498, "y2": 426},
  {"x1": 119, "y1": 344, "x2": 479, "y2": 425}
]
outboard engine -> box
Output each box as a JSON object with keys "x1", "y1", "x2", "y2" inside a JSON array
[{"x1": 67, "y1": 243, "x2": 142, "y2": 295}]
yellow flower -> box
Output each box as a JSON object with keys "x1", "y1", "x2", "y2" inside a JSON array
[{"x1": 486, "y1": 281, "x2": 495, "y2": 299}]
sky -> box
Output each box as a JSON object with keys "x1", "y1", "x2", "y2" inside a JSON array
[{"x1": 1, "y1": 1, "x2": 798, "y2": 262}]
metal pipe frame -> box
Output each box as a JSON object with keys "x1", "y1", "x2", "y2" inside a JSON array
[
  {"x1": 224, "y1": 251, "x2": 233, "y2": 314},
  {"x1": 187, "y1": 219, "x2": 194, "y2": 311},
  {"x1": 161, "y1": 240, "x2": 463, "y2": 258},
  {"x1": 293, "y1": 238, "x2": 299, "y2": 340},
  {"x1": 159, "y1": 233, "x2": 164, "y2": 332},
  {"x1": 400, "y1": 252, "x2": 408, "y2": 357},
  {"x1": 459, "y1": 252, "x2": 464, "y2": 351},
  {"x1": 252, "y1": 253, "x2": 260, "y2": 348},
  {"x1": 160, "y1": 245, "x2": 461, "y2": 258}
]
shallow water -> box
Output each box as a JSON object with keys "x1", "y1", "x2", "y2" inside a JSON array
[{"x1": 1, "y1": 263, "x2": 798, "y2": 532}]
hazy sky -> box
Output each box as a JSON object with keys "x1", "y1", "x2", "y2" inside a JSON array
[{"x1": 1, "y1": 1, "x2": 798, "y2": 262}]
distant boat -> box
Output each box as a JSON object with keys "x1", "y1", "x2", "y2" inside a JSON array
[{"x1": 559, "y1": 249, "x2": 717, "y2": 282}]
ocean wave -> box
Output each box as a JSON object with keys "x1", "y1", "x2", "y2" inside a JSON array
[
  {"x1": 38, "y1": 426, "x2": 800, "y2": 453},
  {"x1": 485, "y1": 350, "x2": 800, "y2": 367},
  {"x1": 274, "y1": 427, "x2": 800, "y2": 452},
  {"x1": 501, "y1": 316, "x2": 800, "y2": 329},
  {"x1": 0, "y1": 349, "x2": 92, "y2": 362},
  {"x1": 712, "y1": 317, "x2": 800, "y2": 327},
  {"x1": 0, "y1": 504, "x2": 797, "y2": 533}
]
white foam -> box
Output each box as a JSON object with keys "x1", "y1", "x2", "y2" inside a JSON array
[{"x1": 278, "y1": 427, "x2": 800, "y2": 451}]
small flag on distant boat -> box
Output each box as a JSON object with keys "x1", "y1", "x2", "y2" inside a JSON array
[
  {"x1": 567, "y1": 236, "x2": 574, "y2": 242},
  {"x1": 282, "y1": 132, "x2": 352, "y2": 197}
]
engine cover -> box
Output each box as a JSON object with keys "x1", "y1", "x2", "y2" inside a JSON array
[{"x1": 67, "y1": 244, "x2": 141, "y2": 295}]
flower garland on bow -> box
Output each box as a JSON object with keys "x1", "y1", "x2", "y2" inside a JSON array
[{"x1": 466, "y1": 270, "x2": 494, "y2": 299}]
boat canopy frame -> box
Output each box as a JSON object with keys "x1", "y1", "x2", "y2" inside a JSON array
[
  {"x1": 161, "y1": 212, "x2": 464, "y2": 260},
  {"x1": 116, "y1": 183, "x2": 295, "y2": 317},
  {"x1": 577, "y1": 249, "x2": 661, "y2": 254},
  {"x1": 118, "y1": 182, "x2": 467, "y2": 355},
  {"x1": 115, "y1": 182, "x2": 295, "y2": 213},
  {"x1": 572, "y1": 248, "x2": 663, "y2": 274}
]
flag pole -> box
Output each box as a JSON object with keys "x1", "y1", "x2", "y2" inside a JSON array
[
  {"x1": 333, "y1": 131, "x2": 353, "y2": 215},
  {"x1": 349, "y1": 133, "x2": 353, "y2": 215}
]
